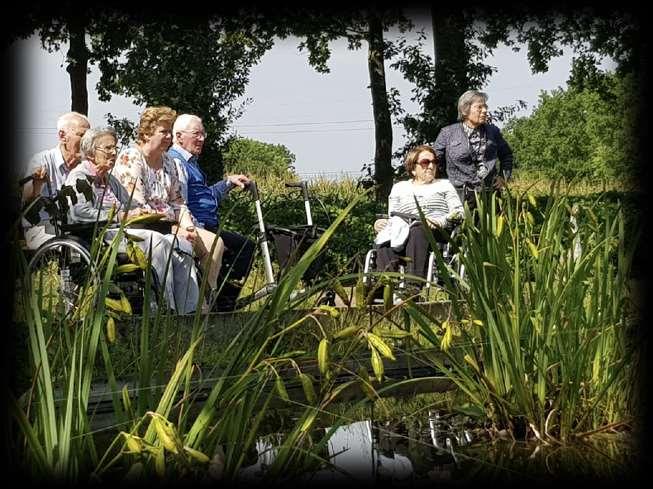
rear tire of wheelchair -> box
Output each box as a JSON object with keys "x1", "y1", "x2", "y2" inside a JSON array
[{"x1": 27, "y1": 239, "x2": 96, "y2": 318}]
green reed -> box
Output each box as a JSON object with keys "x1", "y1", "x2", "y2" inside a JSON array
[{"x1": 404, "y1": 181, "x2": 639, "y2": 442}]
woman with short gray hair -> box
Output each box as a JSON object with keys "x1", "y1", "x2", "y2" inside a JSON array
[
  {"x1": 434, "y1": 90, "x2": 513, "y2": 209},
  {"x1": 64, "y1": 126, "x2": 200, "y2": 314}
]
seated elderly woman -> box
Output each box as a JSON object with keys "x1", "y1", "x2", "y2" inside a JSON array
[
  {"x1": 64, "y1": 126, "x2": 200, "y2": 314},
  {"x1": 374, "y1": 144, "x2": 463, "y2": 285},
  {"x1": 112, "y1": 106, "x2": 225, "y2": 306}
]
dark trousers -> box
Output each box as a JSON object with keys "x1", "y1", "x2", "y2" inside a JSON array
[
  {"x1": 204, "y1": 226, "x2": 256, "y2": 283},
  {"x1": 455, "y1": 175, "x2": 504, "y2": 213},
  {"x1": 375, "y1": 224, "x2": 447, "y2": 281}
]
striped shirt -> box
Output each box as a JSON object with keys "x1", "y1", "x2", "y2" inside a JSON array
[{"x1": 388, "y1": 178, "x2": 463, "y2": 228}]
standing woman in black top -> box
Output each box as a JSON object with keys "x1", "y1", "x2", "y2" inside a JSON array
[{"x1": 434, "y1": 90, "x2": 513, "y2": 209}]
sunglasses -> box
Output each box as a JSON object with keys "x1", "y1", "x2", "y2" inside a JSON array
[{"x1": 417, "y1": 158, "x2": 436, "y2": 167}]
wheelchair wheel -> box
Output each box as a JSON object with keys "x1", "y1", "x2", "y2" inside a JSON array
[{"x1": 27, "y1": 238, "x2": 96, "y2": 318}]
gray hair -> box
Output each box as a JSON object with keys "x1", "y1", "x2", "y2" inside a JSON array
[
  {"x1": 57, "y1": 111, "x2": 91, "y2": 131},
  {"x1": 80, "y1": 126, "x2": 118, "y2": 160},
  {"x1": 457, "y1": 90, "x2": 488, "y2": 121},
  {"x1": 173, "y1": 113, "x2": 203, "y2": 144}
]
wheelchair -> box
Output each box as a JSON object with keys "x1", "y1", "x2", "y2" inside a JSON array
[
  {"x1": 362, "y1": 211, "x2": 465, "y2": 303},
  {"x1": 18, "y1": 177, "x2": 160, "y2": 318}
]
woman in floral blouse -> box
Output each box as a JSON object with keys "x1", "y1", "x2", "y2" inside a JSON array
[
  {"x1": 66, "y1": 126, "x2": 199, "y2": 314},
  {"x1": 113, "y1": 106, "x2": 225, "y2": 301}
]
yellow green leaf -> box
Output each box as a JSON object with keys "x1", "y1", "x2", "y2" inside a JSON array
[
  {"x1": 525, "y1": 211, "x2": 535, "y2": 227},
  {"x1": 275, "y1": 376, "x2": 289, "y2": 402},
  {"x1": 317, "y1": 304, "x2": 339, "y2": 317},
  {"x1": 367, "y1": 333, "x2": 396, "y2": 361},
  {"x1": 317, "y1": 338, "x2": 330, "y2": 376},
  {"x1": 333, "y1": 325, "x2": 359, "y2": 339},
  {"x1": 526, "y1": 239, "x2": 539, "y2": 259},
  {"x1": 300, "y1": 408, "x2": 318, "y2": 432},
  {"x1": 125, "y1": 212, "x2": 166, "y2": 226},
  {"x1": 106, "y1": 316, "x2": 116, "y2": 344},
  {"x1": 358, "y1": 366, "x2": 376, "y2": 401},
  {"x1": 370, "y1": 347, "x2": 384, "y2": 382},
  {"x1": 495, "y1": 215, "x2": 504, "y2": 237},
  {"x1": 127, "y1": 242, "x2": 149, "y2": 269},
  {"x1": 527, "y1": 192, "x2": 537, "y2": 207},
  {"x1": 354, "y1": 280, "x2": 365, "y2": 308},
  {"x1": 121, "y1": 432, "x2": 142, "y2": 453},
  {"x1": 299, "y1": 373, "x2": 316, "y2": 404},
  {"x1": 464, "y1": 354, "x2": 481, "y2": 374},
  {"x1": 105, "y1": 297, "x2": 126, "y2": 313},
  {"x1": 120, "y1": 295, "x2": 133, "y2": 315},
  {"x1": 121, "y1": 386, "x2": 133, "y2": 417},
  {"x1": 383, "y1": 282, "x2": 394, "y2": 312},
  {"x1": 332, "y1": 281, "x2": 350, "y2": 306},
  {"x1": 151, "y1": 415, "x2": 179, "y2": 454},
  {"x1": 183, "y1": 446, "x2": 210, "y2": 464},
  {"x1": 116, "y1": 263, "x2": 141, "y2": 274},
  {"x1": 440, "y1": 320, "x2": 453, "y2": 351}
]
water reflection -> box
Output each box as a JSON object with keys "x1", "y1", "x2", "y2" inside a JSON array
[
  {"x1": 237, "y1": 411, "x2": 635, "y2": 483},
  {"x1": 239, "y1": 412, "x2": 473, "y2": 482}
]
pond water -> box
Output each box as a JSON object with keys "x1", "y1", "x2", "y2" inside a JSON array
[{"x1": 238, "y1": 411, "x2": 638, "y2": 484}]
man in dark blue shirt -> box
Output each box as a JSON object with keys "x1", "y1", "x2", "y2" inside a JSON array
[{"x1": 169, "y1": 114, "x2": 255, "y2": 308}]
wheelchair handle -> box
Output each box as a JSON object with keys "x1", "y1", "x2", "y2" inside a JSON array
[
  {"x1": 245, "y1": 180, "x2": 259, "y2": 201},
  {"x1": 19, "y1": 175, "x2": 35, "y2": 186},
  {"x1": 285, "y1": 181, "x2": 309, "y2": 201}
]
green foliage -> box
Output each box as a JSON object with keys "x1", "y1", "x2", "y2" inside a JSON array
[
  {"x1": 222, "y1": 137, "x2": 296, "y2": 179},
  {"x1": 90, "y1": 15, "x2": 275, "y2": 183},
  {"x1": 404, "y1": 186, "x2": 640, "y2": 442},
  {"x1": 220, "y1": 176, "x2": 383, "y2": 278},
  {"x1": 503, "y1": 73, "x2": 638, "y2": 180}
]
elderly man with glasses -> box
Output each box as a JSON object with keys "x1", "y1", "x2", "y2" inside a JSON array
[{"x1": 168, "y1": 114, "x2": 256, "y2": 311}]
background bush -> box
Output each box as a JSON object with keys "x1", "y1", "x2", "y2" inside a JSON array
[
  {"x1": 222, "y1": 136, "x2": 297, "y2": 179},
  {"x1": 503, "y1": 72, "x2": 638, "y2": 181}
]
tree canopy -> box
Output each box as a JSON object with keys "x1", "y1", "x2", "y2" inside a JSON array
[
  {"x1": 222, "y1": 137, "x2": 296, "y2": 180},
  {"x1": 503, "y1": 72, "x2": 638, "y2": 180}
]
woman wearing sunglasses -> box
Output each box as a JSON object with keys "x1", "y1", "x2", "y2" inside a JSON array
[{"x1": 374, "y1": 144, "x2": 463, "y2": 285}]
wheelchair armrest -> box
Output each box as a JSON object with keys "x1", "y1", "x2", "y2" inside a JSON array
[
  {"x1": 266, "y1": 225, "x2": 297, "y2": 237},
  {"x1": 60, "y1": 220, "x2": 109, "y2": 234},
  {"x1": 389, "y1": 211, "x2": 420, "y2": 223}
]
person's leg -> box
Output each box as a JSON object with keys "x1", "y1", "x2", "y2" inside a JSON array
[
  {"x1": 218, "y1": 230, "x2": 256, "y2": 282},
  {"x1": 127, "y1": 229, "x2": 177, "y2": 311},
  {"x1": 161, "y1": 234, "x2": 200, "y2": 314},
  {"x1": 404, "y1": 224, "x2": 432, "y2": 281},
  {"x1": 375, "y1": 244, "x2": 401, "y2": 273},
  {"x1": 193, "y1": 227, "x2": 225, "y2": 291}
]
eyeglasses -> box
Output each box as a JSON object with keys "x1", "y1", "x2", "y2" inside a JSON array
[
  {"x1": 181, "y1": 130, "x2": 206, "y2": 138},
  {"x1": 95, "y1": 145, "x2": 118, "y2": 153},
  {"x1": 417, "y1": 158, "x2": 436, "y2": 167}
]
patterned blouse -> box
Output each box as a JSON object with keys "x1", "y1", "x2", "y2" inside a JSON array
[
  {"x1": 462, "y1": 123, "x2": 489, "y2": 180},
  {"x1": 113, "y1": 145, "x2": 190, "y2": 222}
]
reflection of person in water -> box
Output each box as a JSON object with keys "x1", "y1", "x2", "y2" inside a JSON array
[
  {"x1": 376, "y1": 436, "x2": 413, "y2": 481},
  {"x1": 377, "y1": 449, "x2": 414, "y2": 481}
]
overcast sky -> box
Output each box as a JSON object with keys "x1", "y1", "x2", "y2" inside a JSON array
[{"x1": 11, "y1": 13, "x2": 615, "y2": 179}]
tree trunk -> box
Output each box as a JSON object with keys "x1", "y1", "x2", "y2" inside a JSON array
[
  {"x1": 66, "y1": 17, "x2": 89, "y2": 115},
  {"x1": 432, "y1": 10, "x2": 469, "y2": 123},
  {"x1": 367, "y1": 12, "x2": 393, "y2": 203}
]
